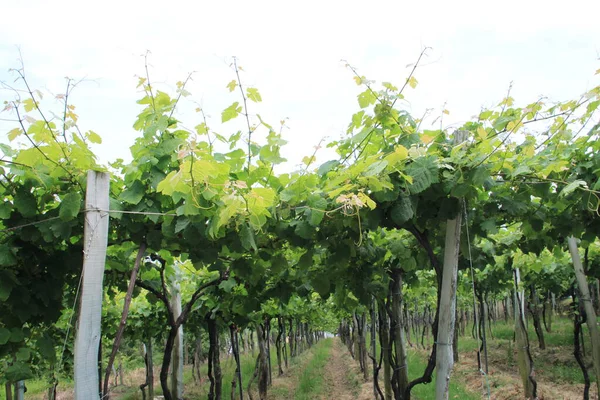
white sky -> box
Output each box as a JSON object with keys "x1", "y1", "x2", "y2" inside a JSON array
[{"x1": 1, "y1": 0, "x2": 599, "y2": 172}]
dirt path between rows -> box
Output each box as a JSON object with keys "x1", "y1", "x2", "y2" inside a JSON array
[
  {"x1": 319, "y1": 338, "x2": 372, "y2": 400},
  {"x1": 454, "y1": 348, "x2": 598, "y2": 400}
]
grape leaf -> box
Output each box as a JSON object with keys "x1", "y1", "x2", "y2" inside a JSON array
[
  {"x1": 222, "y1": 102, "x2": 242, "y2": 123},
  {"x1": 5, "y1": 362, "x2": 34, "y2": 382},
  {"x1": 37, "y1": 336, "x2": 56, "y2": 361},
  {"x1": 0, "y1": 328, "x2": 10, "y2": 345},
  {"x1": 59, "y1": 192, "x2": 82, "y2": 221},
  {"x1": 247, "y1": 88, "x2": 262, "y2": 102},
  {"x1": 119, "y1": 180, "x2": 146, "y2": 205},
  {"x1": 0, "y1": 245, "x2": 17, "y2": 266},
  {"x1": 240, "y1": 223, "x2": 257, "y2": 252},
  {"x1": 560, "y1": 180, "x2": 587, "y2": 197},
  {"x1": 390, "y1": 195, "x2": 413, "y2": 225},
  {"x1": 14, "y1": 190, "x2": 37, "y2": 217}
]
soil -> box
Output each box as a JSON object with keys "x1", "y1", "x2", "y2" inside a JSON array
[
  {"x1": 454, "y1": 347, "x2": 598, "y2": 400},
  {"x1": 318, "y1": 338, "x2": 372, "y2": 400}
]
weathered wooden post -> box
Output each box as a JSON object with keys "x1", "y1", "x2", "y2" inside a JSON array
[
  {"x1": 74, "y1": 171, "x2": 110, "y2": 400},
  {"x1": 435, "y1": 130, "x2": 467, "y2": 400},
  {"x1": 171, "y1": 263, "x2": 184, "y2": 399}
]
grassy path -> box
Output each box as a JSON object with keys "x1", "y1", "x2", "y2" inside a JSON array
[
  {"x1": 319, "y1": 338, "x2": 371, "y2": 400},
  {"x1": 270, "y1": 337, "x2": 371, "y2": 400}
]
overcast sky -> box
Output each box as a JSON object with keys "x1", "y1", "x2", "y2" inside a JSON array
[{"x1": 1, "y1": 0, "x2": 599, "y2": 171}]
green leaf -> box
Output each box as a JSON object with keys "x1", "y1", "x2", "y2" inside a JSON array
[
  {"x1": 450, "y1": 183, "x2": 471, "y2": 198},
  {"x1": 407, "y1": 76, "x2": 418, "y2": 89},
  {"x1": 259, "y1": 145, "x2": 286, "y2": 165},
  {"x1": 312, "y1": 275, "x2": 330, "y2": 298},
  {"x1": 14, "y1": 190, "x2": 37, "y2": 217},
  {"x1": 308, "y1": 196, "x2": 327, "y2": 226},
  {"x1": 5, "y1": 362, "x2": 34, "y2": 382},
  {"x1": 50, "y1": 220, "x2": 72, "y2": 239},
  {"x1": 222, "y1": 102, "x2": 242, "y2": 123},
  {"x1": 87, "y1": 130, "x2": 102, "y2": 144},
  {"x1": 405, "y1": 156, "x2": 439, "y2": 194},
  {"x1": 0, "y1": 245, "x2": 17, "y2": 266},
  {"x1": 0, "y1": 278, "x2": 12, "y2": 301},
  {"x1": 0, "y1": 328, "x2": 10, "y2": 345},
  {"x1": 0, "y1": 203, "x2": 12, "y2": 219},
  {"x1": 480, "y1": 219, "x2": 498, "y2": 234},
  {"x1": 174, "y1": 218, "x2": 190, "y2": 234},
  {"x1": 438, "y1": 197, "x2": 460, "y2": 219},
  {"x1": 247, "y1": 88, "x2": 262, "y2": 102},
  {"x1": 240, "y1": 224, "x2": 257, "y2": 252},
  {"x1": 560, "y1": 180, "x2": 588, "y2": 197},
  {"x1": 357, "y1": 90, "x2": 377, "y2": 108},
  {"x1": 7, "y1": 128, "x2": 22, "y2": 141},
  {"x1": 219, "y1": 277, "x2": 237, "y2": 293},
  {"x1": 9, "y1": 327, "x2": 24, "y2": 343},
  {"x1": 59, "y1": 192, "x2": 82, "y2": 221},
  {"x1": 298, "y1": 250, "x2": 314, "y2": 270},
  {"x1": 226, "y1": 80, "x2": 237, "y2": 92},
  {"x1": 146, "y1": 230, "x2": 162, "y2": 250},
  {"x1": 529, "y1": 218, "x2": 544, "y2": 232},
  {"x1": 16, "y1": 347, "x2": 31, "y2": 362},
  {"x1": 363, "y1": 160, "x2": 388, "y2": 177},
  {"x1": 472, "y1": 166, "x2": 490, "y2": 186},
  {"x1": 390, "y1": 195, "x2": 413, "y2": 225},
  {"x1": 109, "y1": 197, "x2": 123, "y2": 220},
  {"x1": 0, "y1": 143, "x2": 13, "y2": 157},
  {"x1": 492, "y1": 115, "x2": 517, "y2": 131},
  {"x1": 37, "y1": 336, "x2": 56, "y2": 362},
  {"x1": 157, "y1": 171, "x2": 185, "y2": 196},
  {"x1": 317, "y1": 160, "x2": 339, "y2": 176},
  {"x1": 479, "y1": 110, "x2": 493, "y2": 120},
  {"x1": 511, "y1": 164, "x2": 532, "y2": 177},
  {"x1": 23, "y1": 98, "x2": 36, "y2": 112},
  {"x1": 383, "y1": 82, "x2": 398, "y2": 91},
  {"x1": 295, "y1": 221, "x2": 314, "y2": 240},
  {"x1": 119, "y1": 180, "x2": 146, "y2": 205},
  {"x1": 195, "y1": 122, "x2": 208, "y2": 135},
  {"x1": 404, "y1": 257, "x2": 417, "y2": 271}
]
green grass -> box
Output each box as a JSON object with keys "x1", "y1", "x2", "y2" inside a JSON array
[
  {"x1": 268, "y1": 352, "x2": 305, "y2": 398},
  {"x1": 366, "y1": 332, "x2": 479, "y2": 399},
  {"x1": 0, "y1": 377, "x2": 75, "y2": 400},
  {"x1": 294, "y1": 338, "x2": 332, "y2": 400},
  {"x1": 488, "y1": 315, "x2": 583, "y2": 347},
  {"x1": 0, "y1": 341, "x2": 303, "y2": 400},
  {"x1": 345, "y1": 360, "x2": 362, "y2": 397},
  {"x1": 457, "y1": 316, "x2": 596, "y2": 387},
  {"x1": 4, "y1": 316, "x2": 593, "y2": 400},
  {"x1": 405, "y1": 350, "x2": 479, "y2": 400}
]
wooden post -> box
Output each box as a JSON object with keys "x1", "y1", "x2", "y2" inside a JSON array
[
  {"x1": 148, "y1": 338, "x2": 155, "y2": 399},
  {"x1": 514, "y1": 268, "x2": 536, "y2": 399},
  {"x1": 171, "y1": 264, "x2": 184, "y2": 399},
  {"x1": 371, "y1": 296, "x2": 377, "y2": 399},
  {"x1": 435, "y1": 130, "x2": 466, "y2": 400},
  {"x1": 74, "y1": 171, "x2": 110, "y2": 400},
  {"x1": 14, "y1": 381, "x2": 24, "y2": 400},
  {"x1": 435, "y1": 217, "x2": 462, "y2": 400},
  {"x1": 391, "y1": 268, "x2": 409, "y2": 393},
  {"x1": 568, "y1": 236, "x2": 600, "y2": 397}
]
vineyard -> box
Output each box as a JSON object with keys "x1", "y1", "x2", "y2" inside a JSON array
[{"x1": 1, "y1": 51, "x2": 600, "y2": 400}]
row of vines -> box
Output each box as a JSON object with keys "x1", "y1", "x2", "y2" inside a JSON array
[{"x1": 1, "y1": 53, "x2": 600, "y2": 400}]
